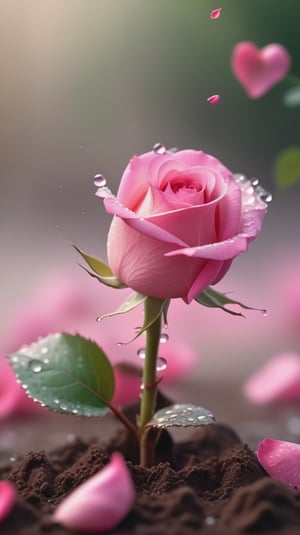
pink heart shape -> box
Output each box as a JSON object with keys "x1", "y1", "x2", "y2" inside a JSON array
[{"x1": 231, "y1": 42, "x2": 291, "y2": 98}]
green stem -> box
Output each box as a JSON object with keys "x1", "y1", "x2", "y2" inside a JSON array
[{"x1": 138, "y1": 298, "x2": 163, "y2": 465}]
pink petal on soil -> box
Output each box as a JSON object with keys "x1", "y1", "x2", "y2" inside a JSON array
[
  {"x1": 53, "y1": 452, "x2": 135, "y2": 532},
  {"x1": 257, "y1": 438, "x2": 300, "y2": 488},
  {"x1": 0, "y1": 481, "x2": 16, "y2": 522},
  {"x1": 210, "y1": 8, "x2": 222, "y2": 20},
  {"x1": 243, "y1": 353, "x2": 300, "y2": 404},
  {"x1": 207, "y1": 94, "x2": 220, "y2": 105}
]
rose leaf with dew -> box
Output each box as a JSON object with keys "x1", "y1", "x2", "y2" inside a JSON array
[
  {"x1": 274, "y1": 147, "x2": 300, "y2": 190},
  {"x1": 8, "y1": 333, "x2": 115, "y2": 417},
  {"x1": 70, "y1": 242, "x2": 126, "y2": 289},
  {"x1": 194, "y1": 286, "x2": 266, "y2": 317},
  {"x1": 148, "y1": 404, "x2": 215, "y2": 428}
]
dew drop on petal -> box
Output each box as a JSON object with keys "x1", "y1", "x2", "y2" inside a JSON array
[
  {"x1": 41, "y1": 347, "x2": 48, "y2": 355},
  {"x1": 255, "y1": 185, "x2": 272, "y2": 203},
  {"x1": 251, "y1": 177, "x2": 259, "y2": 186},
  {"x1": 210, "y1": 8, "x2": 222, "y2": 19},
  {"x1": 159, "y1": 333, "x2": 169, "y2": 344},
  {"x1": 153, "y1": 143, "x2": 166, "y2": 155},
  {"x1": 156, "y1": 357, "x2": 167, "y2": 371},
  {"x1": 93, "y1": 174, "x2": 107, "y2": 187},
  {"x1": 207, "y1": 94, "x2": 220, "y2": 105}
]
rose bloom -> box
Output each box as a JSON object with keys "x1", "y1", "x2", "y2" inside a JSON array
[{"x1": 102, "y1": 149, "x2": 267, "y2": 303}]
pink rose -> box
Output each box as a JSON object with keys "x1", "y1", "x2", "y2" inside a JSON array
[{"x1": 102, "y1": 149, "x2": 268, "y2": 303}]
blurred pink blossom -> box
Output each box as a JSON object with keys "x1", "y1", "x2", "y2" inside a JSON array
[
  {"x1": 1, "y1": 270, "x2": 197, "y2": 418},
  {"x1": 243, "y1": 353, "x2": 300, "y2": 404},
  {"x1": 257, "y1": 438, "x2": 300, "y2": 488},
  {"x1": 53, "y1": 452, "x2": 135, "y2": 532}
]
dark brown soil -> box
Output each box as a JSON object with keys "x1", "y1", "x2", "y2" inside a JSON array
[{"x1": 1, "y1": 416, "x2": 300, "y2": 535}]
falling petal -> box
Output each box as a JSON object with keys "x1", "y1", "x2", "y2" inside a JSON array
[
  {"x1": 53, "y1": 452, "x2": 135, "y2": 532},
  {"x1": 210, "y1": 8, "x2": 222, "y2": 20},
  {"x1": 243, "y1": 353, "x2": 300, "y2": 404},
  {"x1": 257, "y1": 438, "x2": 300, "y2": 488},
  {"x1": 0, "y1": 481, "x2": 16, "y2": 522},
  {"x1": 207, "y1": 94, "x2": 220, "y2": 105}
]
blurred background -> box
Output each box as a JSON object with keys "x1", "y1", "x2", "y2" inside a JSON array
[{"x1": 1, "y1": 0, "x2": 300, "y2": 383}]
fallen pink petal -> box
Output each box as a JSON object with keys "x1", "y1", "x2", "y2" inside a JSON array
[
  {"x1": 210, "y1": 8, "x2": 222, "y2": 20},
  {"x1": 243, "y1": 353, "x2": 300, "y2": 404},
  {"x1": 207, "y1": 94, "x2": 220, "y2": 104},
  {"x1": 231, "y1": 41, "x2": 291, "y2": 98},
  {"x1": 0, "y1": 481, "x2": 16, "y2": 523},
  {"x1": 53, "y1": 452, "x2": 135, "y2": 532},
  {"x1": 257, "y1": 438, "x2": 300, "y2": 488}
]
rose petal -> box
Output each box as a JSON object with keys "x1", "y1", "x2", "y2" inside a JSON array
[
  {"x1": 257, "y1": 438, "x2": 300, "y2": 488},
  {"x1": 53, "y1": 452, "x2": 135, "y2": 532},
  {"x1": 243, "y1": 353, "x2": 300, "y2": 404},
  {"x1": 231, "y1": 42, "x2": 291, "y2": 99},
  {"x1": 104, "y1": 196, "x2": 187, "y2": 247},
  {"x1": 0, "y1": 481, "x2": 16, "y2": 522},
  {"x1": 165, "y1": 234, "x2": 249, "y2": 260}
]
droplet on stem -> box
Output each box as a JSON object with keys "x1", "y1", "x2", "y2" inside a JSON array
[
  {"x1": 210, "y1": 8, "x2": 222, "y2": 20},
  {"x1": 153, "y1": 143, "x2": 166, "y2": 155},
  {"x1": 156, "y1": 357, "x2": 167, "y2": 371},
  {"x1": 159, "y1": 333, "x2": 169, "y2": 344},
  {"x1": 137, "y1": 348, "x2": 146, "y2": 359},
  {"x1": 207, "y1": 94, "x2": 220, "y2": 105}
]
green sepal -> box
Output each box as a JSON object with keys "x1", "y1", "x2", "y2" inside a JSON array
[
  {"x1": 274, "y1": 146, "x2": 300, "y2": 190},
  {"x1": 8, "y1": 333, "x2": 115, "y2": 417},
  {"x1": 133, "y1": 297, "x2": 167, "y2": 340},
  {"x1": 195, "y1": 286, "x2": 266, "y2": 317},
  {"x1": 70, "y1": 242, "x2": 126, "y2": 289},
  {"x1": 98, "y1": 292, "x2": 147, "y2": 321}
]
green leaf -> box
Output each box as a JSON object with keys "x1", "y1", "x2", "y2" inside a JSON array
[
  {"x1": 9, "y1": 333, "x2": 115, "y2": 417},
  {"x1": 98, "y1": 292, "x2": 147, "y2": 321},
  {"x1": 195, "y1": 286, "x2": 266, "y2": 317},
  {"x1": 70, "y1": 242, "x2": 126, "y2": 289},
  {"x1": 283, "y1": 86, "x2": 300, "y2": 107},
  {"x1": 274, "y1": 147, "x2": 300, "y2": 189},
  {"x1": 149, "y1": 404, "x2": 215, "y2": 428}
]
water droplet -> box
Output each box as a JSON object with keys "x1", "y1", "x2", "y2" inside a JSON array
[
  {"x1": 234, "y1": 173, "x2": 248, "y2": 183},
  {"x1": 11, "y1": 356, "x2": 19, "y2": 363},
  {"x1": 251, "y1": 177, "x2": 259, "y2": 186},
  {"x1": 67, "y1": 433, "x2": 76, "y2": 441},
  {"x1": 43, "y1": 358, "x2": 49, "y2": 364},
  {"x1": 255, "y1": 185, "x2": 272, "y2": 203},
  {"x1": 41, "y1": 347, "x2": 48, "y2": 355},
  {"x1": 156, "y1": 357, "x2": 167, "y2": 371},
  {"x1": 71, "y1": 409, "x2": 78, "y2": 415},
  {"x1": 9, "y1": 456, "x2": 16, "y2": 463},
  {"x1": 210, "y1": 8, "x2": 222, "y2": 19},
  {"x1": 60, "y1": 404, "x2": 68, "y2": 411},
  {"x1": 262, "y1": 309, "x2": 269, "y2": 317},
  {"x1": 140, "y1": 383, "x2": 145, "y2": 392},
  {"x1": 137, "y1": 348, "x2": 146, "y2": 359},
  {"x1": 29, "y1": 360, "x2": 42, "y2": 373},
  {"x1": 207, "y1": 94, "x2": 220, "y2": 105},
  {"x1": 153, "y1": 143, "x2": 166, "y2": 155},
  {"x1": 96, "y1": 316, "x2": 102, "y2": 322},
  {"x1": 93, "y1": 174, "x2": 107, "y2": 187},
  {"x1": 53, "y1": 399, "x2": 60, "y2": 405},
  {"x1": 159, "y1": 333, "x2": 169, "y2": 344},
  {"x1": 205, "y1": 516, "x2": 216, "y2": 525}
]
